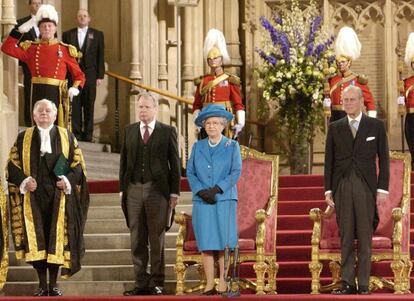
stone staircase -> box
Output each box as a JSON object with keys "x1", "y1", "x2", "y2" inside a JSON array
[{"x1": 4, "y1": 141, "x2": 195, "y2": 296}]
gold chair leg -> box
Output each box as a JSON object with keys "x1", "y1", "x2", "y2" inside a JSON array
[
  {"x1": 253, "y1": 261, "x2": 267, "y2": 295},
  {"x1": 391, "y1": 260, "x2": 405, "y2": 294},
  {"x1": 309, "y1": 261, "x2": 323, "y2": 294},
  {"x1": 174, "y1": 262, "x2": 187, "y2": 295},
  {"x1": 266, "y1": 260, "x2": 278, "y2": 294}
]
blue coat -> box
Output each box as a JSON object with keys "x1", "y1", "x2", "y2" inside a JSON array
[{"x1": 187, "y1": 136, "x2": 242, "y2": 202}]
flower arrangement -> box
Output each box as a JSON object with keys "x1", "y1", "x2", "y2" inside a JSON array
[{"x1": 255, "y1": 0, "x2": 336, "y2": 174}]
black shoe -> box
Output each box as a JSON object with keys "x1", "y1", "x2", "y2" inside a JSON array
[
  {"x1": 33, "y1": 288, "x2": 48, "y2": 296},
  {"x1": 48, "y1": 287, "x2": 63, "y2": 296},
  {"x1": 123, "y1": 287, "x2": 149, "y2": 296},
  {"x1": 149, "y1": 286, "x2": 165, "y2": 295},
  {"x1": 202, "y1": 287, "x2": 217, "y2": 295},
  {"x1": 332, "y1": 284, "x2": 357, "y2": 295},
  {"x1": 358, "y1": 286, "x2": 370, "y2": 295}
]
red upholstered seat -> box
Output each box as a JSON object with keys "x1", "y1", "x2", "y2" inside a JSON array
[
  {"x1": 175, "y1": 146, "x2": 279, "y2": 295},
  {"x1": 309, "y1": 152, "x2": 412, "y2": 294}
]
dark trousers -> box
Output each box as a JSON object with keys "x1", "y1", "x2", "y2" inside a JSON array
[
  {"x1": 405, "y1": 113, "x2": 414, "y2": 169},
  {"x1": 72, "y1": 85, "x2": 96, "y2": 141},
  {"x1": 334, "y1": 169, "x2": 375, "y2": 288},
  {"x1": 31, "y1": 83, "x2": 60, "y2": 126},
  {"x1": 126, "y1": 182, "x2": 168, "y2": 288}
]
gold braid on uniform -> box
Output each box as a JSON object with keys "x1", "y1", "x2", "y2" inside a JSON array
[
  {"x1": 357, "y1": 74, "x2": 368, "y2": 85},
  {"x1": 19, "y1": 40, "x2": 32, "y2": 51},
  {"x1": 60, "y1": 42, "x2": 83, "y2": 59},
  {"x1": 227, "y1": 73, "x2": 241, "y2": 86},
  {"x1": 193, "y1": 75, "x2": 203, "y2": 86}
]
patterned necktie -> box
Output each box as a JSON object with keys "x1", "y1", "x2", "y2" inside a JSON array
[
  {"x1": 350, "y1": 119, "x2": 358, "y2": 138},
  {"x1": 143, "y1": 125, "x2": 150, "y2": 144}
]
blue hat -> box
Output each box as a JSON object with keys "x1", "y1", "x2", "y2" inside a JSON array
[{"x1": 194, "y1": 104, "x2": 233, "y2": 127}]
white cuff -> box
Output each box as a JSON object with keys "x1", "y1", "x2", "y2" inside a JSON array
[
  {"x1": 19, "y1": 177, "x2": 33, "y2": 194},
  {"x1": 324, "y1": 190, "x2": 332, "y2": 196},
  {"x1": 377, "y1": 189, "x2": 388, "y2": 194},
  {"x1": 367, "y1": 110, "x2": 377, "y2": 118},
  {"x1": 59, "y1": 176, "x2": 72, "y2": 195},
  {"x1": 236, "y1": 110, "x2": 245, "y2": 127},
  {"x1": 323, "y1": 98, "x2": 331, "y2": 108}
]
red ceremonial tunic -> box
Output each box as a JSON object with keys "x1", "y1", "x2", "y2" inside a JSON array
[
  {"x1": 193, "y1": 73, "x2": 244, "y2": 113},
  {"x1": 329, "y1": 72, "x2": 376, "y2": 111},
  {"x1": 404, "y1": 76, "x2": 414, "y2": 111}
]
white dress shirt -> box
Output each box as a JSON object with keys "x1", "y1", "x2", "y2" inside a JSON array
[{"x1": 77, "y1": 26, "x2": 88, "y2": 49}]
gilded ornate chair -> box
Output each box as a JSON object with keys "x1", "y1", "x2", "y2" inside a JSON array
[
  {"x1": 174, "y1": 145, "x2": 279, "y2": 295},
  {"x1": 309, "y1": 152, "x2": 412, "y2": 294}
]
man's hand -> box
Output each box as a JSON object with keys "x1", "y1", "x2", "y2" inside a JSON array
[
  {"x1": 18, "y1": 18, "x2": 36, "y2": 34},
  {"x1": 325, "y1": 192, "x2": 335, "y2": 208},
  {"x1": 376, "y1": 192, "x2": 388, "y2": 205},
  {"x1": 68, "y1": 87, "x2": 80, "y2": 98},
  {"x1": 25, "y1": 178, "x2": 37, "y2": 192},
  {"x1": 96, "y1": 79, "x2": 103, "y2": 86},
  {"x1": 169, "y1": 196, "x2": 178, "y2": 208},
  {"x1": 56, "y1": 178, "x2": 67, "y2": 191}
]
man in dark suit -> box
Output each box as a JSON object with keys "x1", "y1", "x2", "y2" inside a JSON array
[
  {"x1": 62, "y1": 9, "x2": 105, "y2": 142},
  {"x1": 119, "y1": 92, "x2": 180, "y2": 295},
  {"x1": 324, "y1": 85, "x2": 389, "y2": 295},
  {"x1": 16, "y1": 0, "x2": 42, "y2": 126}
]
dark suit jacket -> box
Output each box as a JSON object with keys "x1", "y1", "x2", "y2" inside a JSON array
[
  {"x1": 62, "y1": 27, "x2": 105, "y2": 86},
  {"x1": 324, "y1": 114, "x2": 389, "y2": 197},
  {"x1": 119, "y1": 121, "x2": 181, "y2": 226}
]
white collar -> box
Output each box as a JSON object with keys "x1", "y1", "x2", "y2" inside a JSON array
[
  {"x1": 37, "y1": 124, "x2": 54, "y2": 155},
  {"x1": 78, "y1": 26, "x2": 88, "y2": 32},
  {"x1": 140, "y1": 119, "x2": 156, "y2": 130},
  {"x1": 37, "y1": 123, "x2": 54, "y2": 132},
  {"x1": 347, "y1": 112, "x2": 362, "y2": 124}
]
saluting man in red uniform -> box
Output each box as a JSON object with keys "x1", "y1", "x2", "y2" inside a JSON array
[
  {"x1": 324, "y1": 27, "x2": 376, "y2": 122},
  {"x1": 1, "y1": 4, "x2": 85, "y2": 128},
  {"x1": 398, "y1": 32, "x2": 414, "y2": 168},
  {"x1": 193, "y1": 28, "x2": 245, "y2": 138}
]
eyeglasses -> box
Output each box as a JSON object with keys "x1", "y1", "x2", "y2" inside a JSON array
[{"x1": 204, "y1": 121, "x2": 222, "y2": 127}]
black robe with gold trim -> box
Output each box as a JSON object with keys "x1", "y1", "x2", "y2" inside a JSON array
[
  {"x1": 0, "y1": 184, "x2": 8, "y2": 289},
  {"x1": 7, "y1": 126, "x2": 89, "y2": 278}
]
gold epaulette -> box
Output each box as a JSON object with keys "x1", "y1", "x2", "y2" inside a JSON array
[
  {"x1": 227, "y1": 73, "x2": 241, "y2": 86},
  {"x1": 193, "y1": 75, "x2": 203, "y2": 86},
  {"x1": 19, "y1": 40, "x2": 32, "y2": 51},
  {"x1": 357, "y1": 74, "x2": 368, "y2": 85},
  {"x1": 59, "y1": 42, "x2": 83, "y2": 59}
]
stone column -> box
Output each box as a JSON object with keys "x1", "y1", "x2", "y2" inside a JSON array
[
  {"x1": 224, "y1": 0, "x2": 241, "y2": 70},
  {"x1": 157, "y1": 0, "x2": 169, "y2": 124},
  {"x1": 0, "y1": 0, "x2": 19, "y2": 188},
  {"x1": 384, "y1": 0, "x2": 399, "y2": 149},
  {"x1": 129, "y1": 0, "x2": 142, "y2": 123},
  {"x1": 79, "y1": 0, "x2": 88, "y2": 10}
]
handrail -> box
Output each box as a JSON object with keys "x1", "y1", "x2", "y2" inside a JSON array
[{"x1": 105, "y1": 71, "x2": 193, "y2": 106}]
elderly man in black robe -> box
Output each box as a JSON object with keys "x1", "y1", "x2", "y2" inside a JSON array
[{"x1": 7, "y1": 99, "x2": 89, "y2": 296}]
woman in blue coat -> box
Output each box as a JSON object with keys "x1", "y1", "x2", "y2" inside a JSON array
[{"x1": 187, "y1": 104, "x2": 242, "y2": 295}]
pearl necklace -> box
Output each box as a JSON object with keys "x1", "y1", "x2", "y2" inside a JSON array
[{"x1": 208, "y1": 135, "x2": 222, "y2": 148}]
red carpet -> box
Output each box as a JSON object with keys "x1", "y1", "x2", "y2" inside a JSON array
[{"x1": 86, "y1": 173, "x2": 414, "y2": 297}]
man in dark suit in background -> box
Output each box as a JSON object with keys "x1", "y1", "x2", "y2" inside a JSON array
[
  {"x1": 324, "y1": 85, "x2": 389, "y2": 295},
  {"x1": 16, "y1": 0, "x2": 42, "y2": 126},
  {"x1": 119, "y1": 92, "x2": 180, "y2": 295},
  {"x1": 62, "y1": 9, "x2": 105, "y2": 142}
]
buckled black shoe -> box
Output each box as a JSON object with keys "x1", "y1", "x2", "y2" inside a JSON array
[
  {"x1": 332, "y1": 283, "x2": 357, "y2": 295},
  {"x1": 48, "y1": 287, "x2": 63, "y2": 296},
  {"x1": 33, "y1": 288, "x2": 48, "y2": 296},
  {"x1": 358, "y1": 286, "x2": 370, "y2": 295},
  {"x1": 123, "y1": 287, "x2": 149, "y2": 296},
  {"x1": 149, "y1": 286, "x2": 165, "y2": 295},
  {"x1": 201, "y1": 287, "x2": 217, "y2": 295}
]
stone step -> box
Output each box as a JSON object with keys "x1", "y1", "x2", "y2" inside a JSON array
[
  {"x1": 78, "y1": 141, "x2": 113, "y2": 153},
  {"x1": 83, "y1": 232, "x2": 178, "y2": 249},
  {"x1": 6, "y1": 263, "x2": 198, "y2": 282},
  {"x1": 2, "y1": 279, "x2": 199, "y2": 296},
  {"x1": 89, "y1": 192, "x2": 193, "y2": 207},
  {"x1": 84, "y1": 218, "x2": 184, "y2": 234},
  {"x1": 86, "y1": 204, "x2": 192, "y2": 219}
]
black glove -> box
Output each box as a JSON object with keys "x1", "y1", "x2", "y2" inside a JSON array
[
  {"x1": 197, "y1": 189, "x2": 215, "y2": 204},
  {"x1": 204, "y1": 185, "x2": 223, "y2": 204}
]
